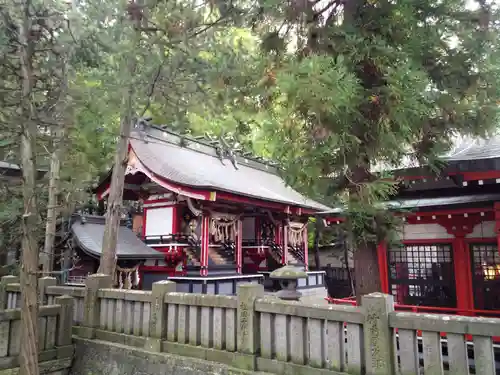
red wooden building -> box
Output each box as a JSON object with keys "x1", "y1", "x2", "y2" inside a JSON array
[
  {"x1": 324, "y1": 137, "x2": 500, "y2": 316},
  {"x1": 70, "y1": 124, "x2": 328, "y2": 295}
]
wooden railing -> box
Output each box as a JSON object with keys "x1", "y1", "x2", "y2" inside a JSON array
[{"x1": 327, "y1": 296, "x2": 500, "y2": 317}]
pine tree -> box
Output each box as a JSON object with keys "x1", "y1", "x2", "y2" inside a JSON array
[{"x1": 235, "y1": 0, "x2": 500, "y2": 303}]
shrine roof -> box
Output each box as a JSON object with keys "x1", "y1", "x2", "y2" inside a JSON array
[
  {"x1": 71, "y1": 215, "x2": 164, "y2": 260},
  {"x1": 445, "y1": 136, "x2": 500, "y2": 161},
  {"x1": 0, "y1": 160, "x2": 48, "y2": 178},
  {"x1": 384, "y1": 193, "x2": 500, "y2": 210},
  {"x1": 128, "y1": 125, "x2": 330, "y2": 211},
  {"x1": 319, "y1": 193, "x2": 500, "y2": 215},
  {"x1": 375, "y1": 134, "x2": 500, "y2": 174}
]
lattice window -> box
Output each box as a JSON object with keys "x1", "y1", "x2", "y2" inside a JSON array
[
  {"x1": 470, "y1": 243, "x2": 500, "y2": 311},
  {"x1": 388, "y1": 244, "x2": 456, "y2": 308}
]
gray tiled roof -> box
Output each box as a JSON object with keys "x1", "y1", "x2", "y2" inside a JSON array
[
  {"x1": 71, "y1": 215, "x2": 164, "y2": 260},
  {"x1": 445, "y1": 136, "x2": 500, "y2": 161},
  {"x1": 318, "y1": 193, "x2": 500, "y2": 215},
  {"x1": 371, "y1": 135, "x2": 500, "y2": 172},
  {"x1": 384, "y1": 193, "x2": 500, "y2": 209},
  {"x1": 129, "y1": 126, "x2": 330, "y2": 211}
]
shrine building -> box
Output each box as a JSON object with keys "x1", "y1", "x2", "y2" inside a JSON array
[
  {"x1": 323, "y1": 137, "x2": 500, "y2": 316},
  {"x1": 66, "y1": 123, "x2": 329, "y2": 296}
]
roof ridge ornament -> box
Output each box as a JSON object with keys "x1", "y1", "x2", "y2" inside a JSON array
[
  {"x1": 204, "y1": 132, "x2": 240, "y2": 170},
  {"x1": 135, "y1": 117, "x2": 153, "y2": 143}
]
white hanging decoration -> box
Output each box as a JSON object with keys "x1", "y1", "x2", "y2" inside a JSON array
[
  {"x1": 208, "y1": 210, "x2": 242, "y2": 243},
  {"x1": 115, "y1": 264, "x2": 141, "y2": 290},
  {"x1": 134, "y1": 268, "x2": 140, "y2": 286},
  {"x1": 126, "y1": 272, "x2": 132, "y2": 289},
  {"x1": 288, "y1": 222, "x2": 306, "y2": 246},
  {"x1": 118, "y1": 271, "x2": 124, "y2": 289}
]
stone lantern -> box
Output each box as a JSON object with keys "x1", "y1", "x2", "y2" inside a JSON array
[{"x1": 270, "y1": 265, "x2": 307, "y2": 301}]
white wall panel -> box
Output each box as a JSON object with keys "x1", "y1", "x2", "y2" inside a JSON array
[
  {"x1": 466, "y1": 221, "x2": 495, "y2": 238},
  {"x1": 399, "y1": 223, "x2": 453, "y2": 240},
  {"x1": 145, "y1": 207, "x2": 173, "y2": 236}
]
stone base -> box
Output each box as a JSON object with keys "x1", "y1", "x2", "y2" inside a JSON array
[
  {"x1": 167, "y1": 274, "x2": 264, "y2": 295},
  {"x1": 298, "y1": 286, "x2": 327, "y2": 298},
  {"x1": 0, "y1": 357, "x2": 72, "y2": 375},
  {"x1": 70, "y1": 337, "x2": 264, "y2": 375}
]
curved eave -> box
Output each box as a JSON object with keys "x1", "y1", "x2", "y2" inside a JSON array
[
  {"x1": 71, "y1": 230, "x2": 165, "y2": 260},
  {"x1": 133, "y1": 149, "x2": 329, "y2": 212}
]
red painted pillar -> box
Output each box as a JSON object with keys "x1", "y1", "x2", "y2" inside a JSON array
[
  {"x1": 494, "y1": 202, "x2": 500, "y2": 254},
  {"x1": 200, "y1": 215, "x2": 209, "y2": 276},
  {"x1": 377, "y1": 242, "x2": 389, "y2": 294},
  {"x1": 171, "y1": 205, "x2": 178, "y2": 234},
  {"x1": 274, "y1": 224, "x2": 282, "y2": 245},
  {"x1": 282, "y1": 224, "x2": 288, "y2": 265},
  {"x1": 236, "y1": 219, "x2": 242, "y2": 274},
  {"x1": 453, "y1": 235, "x2": 473, "y2": 315},
  {"x1": 303, "y1": 226, "x2": 309, "y2": 271}
]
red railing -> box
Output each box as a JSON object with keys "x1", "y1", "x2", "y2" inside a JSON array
[
  {"x1": 326, "y1": 296, "x2": 500, "y2": 342},
  {"x1": 326, "y1": 297, "x2": 500, "y2": 316}
]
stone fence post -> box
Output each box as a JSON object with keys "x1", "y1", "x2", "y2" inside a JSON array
[
  {"x1": 38, "y1": 276, "x2": 57, "y2": 305},
  {"x1": 0, "y1": 275, "x2": 19, "y2": 309},
  {"x1": 146, "y1": 280, "x2": 176, "y2": 352},
  {"x1": 362, "y1": 292, "x2": 395, "y2": 375},
  {"x1": 81, "y1": 274, "x2": 112, "y2": 339},
  {"x1": 55, "y1": 295, "x2": 74, "y2": 346},
  {"x1": 236, "y1": 283, "x2": 264, "y2": 370}
]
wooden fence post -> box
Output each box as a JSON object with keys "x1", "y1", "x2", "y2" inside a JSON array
[
  {"x1": 362, "y1": 292, "x2": 396, "y2": 375},
  {"x1": 81, "y1": 274, "x2": 112, "y2": 339},
  {"x1": 146, "y1": 280, "x2": 176, "y2": 352},
  {"x1": 55, "y1": 295, "x2": 74, "y2": 347},
  {"x1": 0, "y1": 276, "x2": 18, "y2": 309},
  {"x1": 38, "y1": 276, "x2": 57, "y2": 305},
  {"x1": 236, "y1": 283, "x2": 264, "y2": 370}
]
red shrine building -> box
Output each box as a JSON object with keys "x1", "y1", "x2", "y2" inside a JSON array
[
  {"x1": 67, "y1": 124, "x2": 328, "y2": 295},
  {"x1": 324, "y1": 137, "x2": 500, "y2": 316}
]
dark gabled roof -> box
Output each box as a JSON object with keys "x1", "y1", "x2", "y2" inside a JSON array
[
  {"x1": 71, "y1": 215, "x2": 164, "y2": 260},
  {"x1": 445, "y1": 136, "x2": 500, "y2": 161},
  {"x1": 384, "y1": 193, "x2": 500, "y2": 210},
  {"x1": 371, "y1": 135, "x2": 500, "y2": 174},
  {"x1": 129, "y1": 125, "x2": 330, "y2": 211},
  {"x1": 0, "y1": 161, "x2": 48, "y2": 179},
  {"x1": 318, "y1": 193, "x2": 500, "y2": 216}
]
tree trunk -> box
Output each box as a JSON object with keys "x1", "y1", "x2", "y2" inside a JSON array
[
  {"x1": 98, "y1": 52, "x2": 137, "y2": 276},
  {"x1": 353, "y1": 241, "x2": 381, "y2": 305},
  {"x1": 343, "y1": 0, "x2": 384, "y2": 305},
  {"x1": 18, "y1": 1, "x2": 40, "y2": 373},
  {"x1": 42, "y1": 126, "x2": 63, "y2": 273},
  {"x1": 98, "y1": 3, "x2": 142, "y2": 276},
  {"x1": 97, "y1": 114, "x2": 133, "y2": 276}
]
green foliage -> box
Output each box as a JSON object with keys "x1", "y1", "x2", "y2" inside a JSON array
[{"x1": 217, "y1": 0, "x2": 500, "y2": 250}]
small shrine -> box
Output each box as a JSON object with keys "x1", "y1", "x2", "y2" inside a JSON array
[{"x1": 68, "y1": 123, "x2": 329, "y2": 296}]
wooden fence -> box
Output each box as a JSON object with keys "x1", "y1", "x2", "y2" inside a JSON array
[{"x1": 1, "y1": 274, "x2": 499, "y2": 375}]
